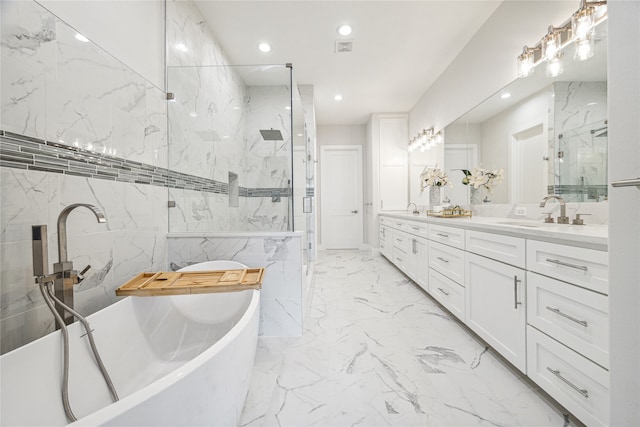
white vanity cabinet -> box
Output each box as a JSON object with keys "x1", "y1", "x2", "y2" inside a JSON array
[
  {"x1": 526, "y1": 240, "x2": 610, "y2": 427},
  {"x1": 378, "y1": 217, "x2": 429, "y2": 290},
  {"x1": 378, "y1": 213, "x2": 610, "y2": 426},
  {"x1": 406, "y1": 234, "x2": 428, "y2": 291},
  {"x1": 464, "y1": 231, "x2": 527, "y2": 372},
  {"x1": 465, "y1": 252, "x2": 527, "y2": 373},
  {"x1": 392, "y1": 229, "x2": 412, "y2": 272},
  {"x1": 379, "y1": 224, "x2": 393, "y2": 259},
  {"x1": 427, "y1": 224, "x2": 466, "y2": 322}
]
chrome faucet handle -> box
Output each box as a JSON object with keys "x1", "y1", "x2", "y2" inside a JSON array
[
  {"x1": 557, "y1": 215, "x2": 570, "y2": 224},
  {"x1": 572, "y1": 213, "x2": 591, "y2": 225},
  {"x1": 77, "y1": 265, "x2": 92, "y2": 282},
  {"x1": 544, "y1": 213, "x2": 555, "y2": 223}
]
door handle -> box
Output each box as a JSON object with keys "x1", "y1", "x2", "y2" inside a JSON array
[
  {"x1": 514, "y1": 276, "x2": 522, "y2": 309},
  {"x1": 351, "y1": 210, "x2": 358, "y2": 214}
]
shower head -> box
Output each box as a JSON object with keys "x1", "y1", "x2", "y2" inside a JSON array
[{"x1": 259, "y1": 129, "x2": 284, "y2": 141}]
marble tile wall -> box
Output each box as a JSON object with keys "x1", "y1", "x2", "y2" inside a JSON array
[
  {"x1": 1, "y1": 0, "x2": 307, "y2": 352},
  {"x1": 166, "y1": 1, "x2": 295, "y2": 233},
  {"x1": 167, "y1": 234, "x2": 304, "y2": 337},
  {"x1": 0, "y1": 0, "x2": 169, "y2": 354}
]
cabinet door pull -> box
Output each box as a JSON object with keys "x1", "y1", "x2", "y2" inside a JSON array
[
  {"x1": 546, "y1": 306, "x2": 588, "y2": 327},
  {"x1": 545, "y1": 258, "x2": 589, "y2": 272},
  {"x1": 546, "y1": 367, "x2": 589, "y2": 398},
  {"x1": 436, "y1": 233, "x2": 449, "y2": 238},
  {"x1": 437, "y1": 287, "x2": 450, "y2": 296},
  {"x1": 437, "y1": 257, "x2": 449, "y2": 263},
  {"x1": 513, "y1": 276, "x2": 522, "y2": 309},
  {"x1": 411, "y1": 226, "x2": 420, "y2": 231}
]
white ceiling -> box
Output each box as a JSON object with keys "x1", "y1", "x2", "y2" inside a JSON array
[{"x1": 194, "y1": 1, "x2": 503, "y2": 125}]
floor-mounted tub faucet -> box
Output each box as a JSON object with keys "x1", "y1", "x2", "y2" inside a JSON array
[
  {"x1": 32, "y1": 203, "x2": 107, "y2": 326},
  {"x1": 539, "y1": 196, "x2": 569, "y2": 224},
  {"x1": 31, "y1": 204, "x2": 116, "y2": 422}
]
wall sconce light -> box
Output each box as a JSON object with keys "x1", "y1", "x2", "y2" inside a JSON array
[
  {"x1": 517, "y1": 46, "x2": 537, "y2": 78},
  {"x1": 516, "y1": 0, "x2": 607, "y2": 78},
  {"x1": 408, "y1": 128, "x2": 444, "y2": 152}
]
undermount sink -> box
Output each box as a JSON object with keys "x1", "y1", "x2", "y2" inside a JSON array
[{"x1": 496, "y1": 221, "x2": 545, "y2": 228}]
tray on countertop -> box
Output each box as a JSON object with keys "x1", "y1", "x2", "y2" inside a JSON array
[
  {"x1": 427, "y1": 207, "x2": 472, "y2": 218},
  {"x1": 115, "y1": 268, "x2": 264, "y2": 297}
]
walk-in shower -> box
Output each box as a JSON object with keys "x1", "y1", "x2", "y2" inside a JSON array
[
  {"x1": 166, "y1": 63, "x2": 314, "y2": 258},
  {"x1": 557, "y1": 119, "x2": 608, "y2": 202}
]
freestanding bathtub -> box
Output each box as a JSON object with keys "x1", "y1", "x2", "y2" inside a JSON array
[{"x1": 0, "y1": 261, "x2": 260, "y2": 426}]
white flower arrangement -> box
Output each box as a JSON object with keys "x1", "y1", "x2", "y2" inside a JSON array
[
  {"x1": 461, "y1": 166, "x2": 504, "y2": 193},
  {"x1": 420, "y1": 165, "x2": 452, "y2": 193}
]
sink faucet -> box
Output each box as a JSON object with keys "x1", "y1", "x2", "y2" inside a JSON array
[
  {"x1": 539, "y1": 196, "x2": 569, "y2": 224},
  {"x1": 32, "y1": 203, "x2": 107, "y2": 327},
  {"x1": 407, "y1": 202, "x2": 420, "y2": 215}
]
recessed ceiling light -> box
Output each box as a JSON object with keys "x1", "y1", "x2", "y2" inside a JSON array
[
  {"x1": 337, "y1": 24, "x2": 352, "y2": 36},
  {"x1": 75, "y1": 33, "x2": 89, "y2": 43},
  {"x1": 501, "y1": 92, "x2": 512, "y2": 99},
  {"x1": 258, "y1": 42, "x2": 271, "y2": 53},
  {"x1": 334, "y1": 94, "x2": 343, "y2": 101},
  {"x1": 175, "y1": 43, "x2": 188, "y2": 52}
]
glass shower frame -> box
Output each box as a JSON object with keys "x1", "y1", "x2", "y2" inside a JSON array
[{"x1": 166, "y1": 64, "x2": 300, "y2": 233}]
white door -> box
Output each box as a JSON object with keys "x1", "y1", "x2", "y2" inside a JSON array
[
  {"x1": 444, "y1": 144, "x2": 478, "y2": 206},
  {"x1": 511, "y1": 123, "x2": 546, "y2": 203},
  {"x1": 320, "y1": 145, "x2": 363, "y2": 249}
]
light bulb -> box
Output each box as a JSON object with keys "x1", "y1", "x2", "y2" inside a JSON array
[
  {"x1": 517, "y1": 47, "x2": 535, "y2": 78},
  {"x1": 574, "y1": 38, "x2": 594, "y2": 61},
  {"x1": 542, "y1": 29, "x2": 561, "y2": 61},
  {"x1": 546, "y1": 54, "x2": 564, "y2": 78},
  {"x1": 572, "y1": 7, "x2": 595, "y2": 41}
]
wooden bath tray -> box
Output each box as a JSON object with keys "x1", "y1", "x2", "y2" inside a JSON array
[{"x1": 115, "y1": 268, "x2": 264, "y2": 297}]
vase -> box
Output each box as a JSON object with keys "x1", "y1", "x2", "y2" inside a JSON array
[
  {"x1": 470, "y1": 186, "x2": 484, "y2": 205},
  {"x1": 429, "y1": 186, "x2": 441, "y2": 207}
]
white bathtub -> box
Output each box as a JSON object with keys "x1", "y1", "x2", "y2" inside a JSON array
[{"x1": 0, "y1": 261, "x2": 260, "y2": 426}]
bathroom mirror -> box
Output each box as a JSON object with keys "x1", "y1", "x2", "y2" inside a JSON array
[{"x1": 443, "y1": 21, "x2": 607, "y2": 205}]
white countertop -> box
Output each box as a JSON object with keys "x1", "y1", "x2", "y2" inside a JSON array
[{"x1": 380, "y1": 212, "x2": 608, "y2": 250}]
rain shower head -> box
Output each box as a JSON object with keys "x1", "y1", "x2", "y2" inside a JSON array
[{"x1": 259, "y1": 129, "x2": 284, "y2": 141}]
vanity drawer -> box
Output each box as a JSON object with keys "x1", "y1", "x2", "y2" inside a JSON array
[
  {"x1": 527, "y1": 272, "x2": 609, "y2": 368},
  {"x1": 466, "y1": 230, "x2": 525, "y2": 269},
  {"x1": 392, "y1": 230, "x2": 412, "y2": 253},
  {"x1": 428, "y1": 224, "x2": 465, "y2": 250},
  {"x1": 527, "y1": 240, "x2": 608, "y2": 294},
  {"x1": 428, "y1": 241, "x2": 465, "y2": 285},
  {"x1": 405, "y1": 220, "x2": 429, "y2": 239},
  {"x1": 527, "y1": 326, "x2": 609, "y2": 427},
  {"x1": 390, "y1": 218, "x2": 408, "y2": 231},
  {"x1": 428, "y1": 268, "x2": 465, "y2": 322}
]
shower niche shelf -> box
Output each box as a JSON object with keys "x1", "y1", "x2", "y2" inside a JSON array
[{"x1": 116, "y1": 268, "x2": 264, "y2": 296}]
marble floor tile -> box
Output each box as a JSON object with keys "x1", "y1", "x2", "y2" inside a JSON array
[{"x1": 240, "y1": 250, "x2": 575, "y2": 427}]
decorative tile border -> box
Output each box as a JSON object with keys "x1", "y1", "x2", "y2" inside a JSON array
[
  {"x1": 0, "y1": 130, "x2": 291, "y2": 197},
  {"x1": 547, "y1": 184, "x2": 608, "y2": 199}
]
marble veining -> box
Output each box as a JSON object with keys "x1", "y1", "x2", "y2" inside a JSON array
[{"x1": 240, "y1": 250, "x2": 573, "y2": 426}]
